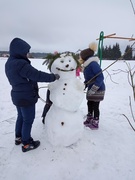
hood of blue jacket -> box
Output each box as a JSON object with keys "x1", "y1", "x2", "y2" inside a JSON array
[{"x1": 9, "y1": 38, "x2": 31, "y2": 58}]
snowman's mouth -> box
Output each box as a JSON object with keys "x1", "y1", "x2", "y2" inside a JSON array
[{"x1": 56, "y1": 67, "x2": 75, "y2": 72}]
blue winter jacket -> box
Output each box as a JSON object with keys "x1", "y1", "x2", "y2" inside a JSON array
[
  {"x1": 83, "y1": 57, "x2": 105, "y2": 91},
  {"x1": 5, "y1": 38, "x2": 56, "y2": 106}
]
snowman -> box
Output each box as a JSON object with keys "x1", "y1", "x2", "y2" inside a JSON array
[{"x1": 45, "y1": 52, "x2": 85, "y2": 147}]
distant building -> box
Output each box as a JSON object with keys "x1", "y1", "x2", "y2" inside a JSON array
[{"x1": 2, "y1": 53, "x2": 9, "y2": 57}]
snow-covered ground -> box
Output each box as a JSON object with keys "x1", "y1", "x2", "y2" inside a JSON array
[{"x1": 0, "y1": 57, "x2": 135, "y2": 180}]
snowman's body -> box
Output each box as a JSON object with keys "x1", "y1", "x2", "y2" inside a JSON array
[{"x1": 45, "y1": 53, "x2": 84, "y2": 147}]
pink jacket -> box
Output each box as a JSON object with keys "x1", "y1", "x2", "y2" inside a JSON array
[{"x1": 76, "y1": 67, "x2": 81, "y2": 76}]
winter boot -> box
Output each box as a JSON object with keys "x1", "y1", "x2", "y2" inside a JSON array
[
  {"x1": 84, "y1": 113, "x2": 93, "y2": 126},
  {"x1": 22, "y1": 140, "x2": 40, "y2": 152},
  {"x1": 15, "y1": 137, "x2": 22, "y2": 145},
  {"x1": 86, "y1": 118, "x2": 99, "y2": 130}
]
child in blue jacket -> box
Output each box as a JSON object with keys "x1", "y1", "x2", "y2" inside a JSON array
[{"x1": 79, "y1": 42, "x2": 105, "y2": 129}]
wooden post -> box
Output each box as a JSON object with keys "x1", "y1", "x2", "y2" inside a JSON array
[{"x1": 96, "y1": 33, "x2": 135, "y2": 41}]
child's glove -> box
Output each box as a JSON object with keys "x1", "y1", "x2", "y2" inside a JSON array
[
  {"x1": 87, "y1": 85, "x2": 99, "y2": 95},
  {"x1": 55, "y1": 74, "x2": 60, "y2": 80}
]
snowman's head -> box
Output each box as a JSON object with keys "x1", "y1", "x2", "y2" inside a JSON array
[{"x1": 48, "y1": 52, "x2": 80, "y2": 75}]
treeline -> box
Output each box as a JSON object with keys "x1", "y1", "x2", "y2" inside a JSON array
[
  {"x1": 0, "y1": 51, "x2": 47, "y2": 59},
  {"x1": 102, "y1": 43, "x2": 135, "y2": 60},
  {"x1": 0, "y1": 43, "x2": 134, "y2": 60}
]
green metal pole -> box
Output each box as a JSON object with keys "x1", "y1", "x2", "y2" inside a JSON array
[{"x1": 98, "y1": 31, "x2": 104, "y2": 67}]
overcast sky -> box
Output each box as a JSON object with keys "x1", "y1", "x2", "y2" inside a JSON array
[{"x1": 0, "y1": 0, "x2": 134, "y2": 53}]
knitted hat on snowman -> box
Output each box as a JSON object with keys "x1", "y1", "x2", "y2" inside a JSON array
[{"x1": 80, "y1": 42, "x2": 97, "y2": 61}]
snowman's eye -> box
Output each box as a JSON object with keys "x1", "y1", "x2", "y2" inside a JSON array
[{"x1": 60, "y1": 60, "x2": 64, "y2": 63}]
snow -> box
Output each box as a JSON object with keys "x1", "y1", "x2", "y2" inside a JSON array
[{"x1": 0, "y1": 57, "x2": 135, "y2": 180}]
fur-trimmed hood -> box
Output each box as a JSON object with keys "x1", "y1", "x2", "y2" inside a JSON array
[{"x1": 83, "y1": 56, "x2": 99, "y2": 69}]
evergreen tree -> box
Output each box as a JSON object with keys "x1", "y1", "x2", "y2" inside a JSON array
[
  {"x1": 112, "y1": 43, "x2": 121, "y2": 59},
  {"x1": 108, "y1": 45, "x2": 113, "y2": 60},
  {"x1": 123, "y1": 45, "x2": 132, "y2": 60},
  {"x1": 102, "y1": 43, "x2": 122, "y2": 60}
]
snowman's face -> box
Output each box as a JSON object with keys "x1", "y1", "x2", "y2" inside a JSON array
[{"x1": 51, "y1": 54, "x2": 77, "y2": 74}]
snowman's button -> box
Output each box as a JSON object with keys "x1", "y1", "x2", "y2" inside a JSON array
[
  {"x1": 61, "y1": 122, "x2": 64, "y2": 126},
  {"x1": 64, "y1": 83, "x2": 67, "y2": 86},
  {"x1": 63, "y1": 88, "x2": 66, "y2": 90}
]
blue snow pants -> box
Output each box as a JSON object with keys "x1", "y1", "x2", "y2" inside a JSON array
[{"x1": 15, "y1": 104, "x2": 35, "y2": 145}]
